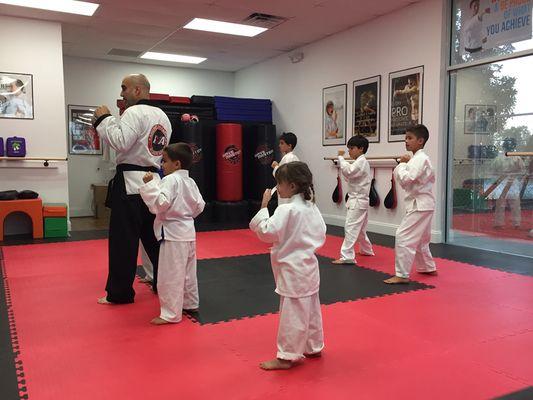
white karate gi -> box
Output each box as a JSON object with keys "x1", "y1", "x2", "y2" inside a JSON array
[
  {"x1": 140, "y1": 170, "x2": 205, "y2": 323},
  {"x1": 272, "y1": 151, "x2": 300, "y2": 177},
  {"x1": 393, "y1": 150, "x2": 436, "y2": 279},
  {"x1": 250, "y1": 194, "x2": 327, "y2": 360},
  {"x1": 490, "y1": 153, "x2": 526, "y2": 228},
  {"x1": 337, "y1": 155, "x2": 374, "y2": 261}
]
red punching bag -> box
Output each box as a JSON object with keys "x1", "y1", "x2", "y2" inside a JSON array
[{"x1": 217, "y1": 123, "x2": 243, "y2": 201}]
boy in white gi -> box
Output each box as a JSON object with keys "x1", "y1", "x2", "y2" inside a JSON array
[
  {"x1": 268, "y1": 132, "x2": 300, "y2": 214},
  {"x1": 250, "y1": 161, "x2": 327, "y2": 370},
  {"x1": 140, "y1": 143, "x2": 205, "y2": 324},
  {"x1": 332, "y1": 135, "x2": 374, "y2": 265},
  {"x1": 384, "y1": 125, "x2": 437, "y2": 284}
]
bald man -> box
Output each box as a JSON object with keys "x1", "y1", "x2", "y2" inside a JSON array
[{"x1": 93, "y1": 74, "x2": 172, "y2": 304}]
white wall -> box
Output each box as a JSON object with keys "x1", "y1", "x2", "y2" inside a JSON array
[
  {"x1": 235, "y1": 0, "x2": 447, "y2": 242},
  {"x1": 64, "y1": 56, "x2": 235, "y2": 216},
  {"x1": 0, "y1": 16, "x2": 68, "y2": 235}
]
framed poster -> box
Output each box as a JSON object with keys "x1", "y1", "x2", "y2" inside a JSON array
[
  {"x1": 322, "y1": 84, "x2": 347, "y2": 146},
  {"x1": 388, "y1": 66, "x2": 424, "y2": 142},
  {"x1": 464, "y1": 104, "x2": 497, "y2": 134},
  {"x1": 353, "y1": 75, "x2": 380, "y2": 143},
  {"x1": 68, "y1": 105, "x2": 102, "y2": 155},
  {"x1": 0, "y1": 72, "x2": 34, "y2": 120}
]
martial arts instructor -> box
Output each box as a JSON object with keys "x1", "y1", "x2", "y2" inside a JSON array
[{"x1": 93, "y1": 74, "x2": 171, "y2": 304}]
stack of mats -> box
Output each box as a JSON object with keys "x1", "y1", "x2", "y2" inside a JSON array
[
  {"x1": 214, "y1": 96, "x2": 272, "y2": 123},
  {"x1": 116, "y1": 94, "x2": 216, "y2": 120}
]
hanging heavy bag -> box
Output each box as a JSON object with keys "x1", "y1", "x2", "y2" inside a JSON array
[
  {"x1": 384, "y1": 169, "x2": 397, "y2": 209},
  {"x1": 332, "y1": 166, "x2": 343, "y2": 204},
  {"x1": 369, "y1": 169, "x2": 380, "y2": 207}
]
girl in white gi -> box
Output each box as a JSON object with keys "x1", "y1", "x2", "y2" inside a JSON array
[
  {"x1": 332, "y1": 135, "x2": 374, "y2": 265},
  {"x1": 250, "y1": 161, "x2": 327, "y2": 370},
  {"x1": 140, "y1": 143, "x2": 205, "y2": 324},
  {"x1": 384, "y1": 125, "x2": 437, "y2": 284}
]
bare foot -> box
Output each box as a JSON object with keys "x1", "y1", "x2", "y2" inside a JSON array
[
  {"x1": 304, "y1": 351, "x2": 322, "y2": 358},
  {"x1": 332, "y1": 259, "x2": 356, "y2": 265},
  {"x1": 97, "y1": 296, "x2": 113, "y2": 305},
  {"x1": 418, "y1": 270, "x2": 438, "y2": 276},
  {"x1": 150, "y1": 317, "x2": 172, "y2": 325},
  {"x1": 260, "y1": 358, "x2": 293, "y2": 370},
  {"x1": 384, "y1": 276, "x2": 410, "y2": 284}
]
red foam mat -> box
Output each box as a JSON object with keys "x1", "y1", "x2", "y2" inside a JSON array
[{"x1": 2, "y1": 230, "x2": 532, "y2": 399}]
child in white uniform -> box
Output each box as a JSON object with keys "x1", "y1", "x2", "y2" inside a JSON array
[
  {"x1": 250, "y1": 161, "x2": 327, "y2": 370},
  {"x1": 384, "y1": 125, "x2": 437, "y2": 284},
  {"x1": 333, "y1": 135, "x2": 374, "y2": 265},
  {"x1": 268, "y1": 132, "x2": 299, "y2": 214},
  {"x1": 140, "y1": 143, "x2": 205, "y2": 324}
]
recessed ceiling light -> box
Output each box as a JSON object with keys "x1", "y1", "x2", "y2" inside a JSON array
[
  {"x1": 140, "y1": 52, "x2": 207, "y2": 64},
  {"x1": 184, "y1": 18, "x2": 267, "y2": 37},
  {"x1": 0, "y1": 0, "x2": 100, "y2": 16}
]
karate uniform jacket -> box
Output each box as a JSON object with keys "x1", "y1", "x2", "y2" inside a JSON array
[
  {"x1": 272, "y1": 152, "x2": 300, "y2": 177},
  {"x1": 140, "y1": 170, "x2": 205, "y2": 242},
  {"x1": 394, "y1": 150, "x2": 435, "y2": 212},
  {"x1": 95, "y1": 100, "x2": 172, "y2": 194},
  {"x1": 250, "y1": 194, "x2": 327, "y2": 298},
  {"x1": 337, "y1": 155, "x2": 371, "y2": 210}
]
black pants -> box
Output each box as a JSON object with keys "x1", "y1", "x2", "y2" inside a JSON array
[{"x1": 106, "y1": 194, "x2": 160, "y2": 303}]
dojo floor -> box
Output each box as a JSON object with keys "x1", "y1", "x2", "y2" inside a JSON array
[{"x1": 0, "y1": 226, "x2": 532, "y2": 400}]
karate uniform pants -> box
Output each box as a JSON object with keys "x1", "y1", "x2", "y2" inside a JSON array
[
  {"x1": 494, "y1": 197, "x2": 521, "y2": 227},
  {"x1": 340, "y1": 207, "x2": 374, "y2": 261},
  {"x1": 157, "y1": 241, "x2": 199, "y2": 323},
  {"x1": 107, "y1": 194, "x2": 159, "y2": 303},
  {"x1": 277, "y1": 293, "x2": 324, "y2": 361},
  {"x1": 140, "y1": 242, "x2": 154, "y2": 281},
  {"x1": 395, "y1": 210, "x2": 436, "y2": 279}
]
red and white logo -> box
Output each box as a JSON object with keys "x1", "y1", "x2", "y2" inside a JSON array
[
  {"x1": 222, "y1": 145, "x2": 241, "y2": 165},
  {"x1": 254, "y1": 145, "x2": 274, "y2": 165},
  {"x1": 148, "y1": 124, "x2": 168, "y2": 156},
  {"x1": 188, "y1": 143, "x2": 203, "y2": 164}
]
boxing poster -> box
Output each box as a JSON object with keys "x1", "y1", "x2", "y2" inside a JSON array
[
  {"x1": 322, "y1": 83, "x2": 347, "y2": 146},
  {"x1": 68, "y1": 105, "x2": 102, "y2": 155},
  {"x1": 353, "y1": 75, "x2": 380, "y2": 143},
  {"x1": 388, "y1": 66, "x2": 424, "y2": 142},
  {"x1": 0, "y1": 72, "x2": 34, "y2": 120}
]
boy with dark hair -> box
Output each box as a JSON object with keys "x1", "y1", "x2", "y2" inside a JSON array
[
  {"x1": 385, "y1": 124, "x2": 437, "y2": 284},
  {"x1": 140, "y1": 143, "x2": 205, "y2": 323},
  {"x1": 333, "y1": 135, "x2": 374, "y2": 265}
]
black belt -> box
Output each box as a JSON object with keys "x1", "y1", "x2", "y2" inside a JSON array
[{"x1": 105, "y1": 163, "x2": 159, "y2": 208}]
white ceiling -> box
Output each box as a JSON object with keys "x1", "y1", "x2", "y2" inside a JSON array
[{"x1": 0, "y1": 0, "x2": 418, "y2": 72}]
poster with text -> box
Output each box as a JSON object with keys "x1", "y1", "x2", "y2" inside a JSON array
[
  {"x1": 68, "y1": 105, "x2": 102, "y2": 155},
  {"x1": 0, "y1": 72, "x2": 33, "y2": 120},
  {"x1": 323, "y1": 84, "x2": 347, "y2": 146},
  {"x1": 353, "y1": 75, "x2": 380, "y2": 143},
  {"x1": 460, "y1": 0, "x2": 532, "y2": 56},
  {"x1": 388, "y1": 66, "x2": 424, "y2": 142}
]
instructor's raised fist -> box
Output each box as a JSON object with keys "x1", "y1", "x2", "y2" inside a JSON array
[{"x1": 94, "y1": 105, "x2": 111, "y2": 118}]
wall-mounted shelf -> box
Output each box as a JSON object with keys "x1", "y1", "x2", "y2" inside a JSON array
[{"x1": 0, "y1": 157, "x2": 67, "y2": 167}]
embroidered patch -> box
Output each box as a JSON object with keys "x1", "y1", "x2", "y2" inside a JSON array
[{"x1": 148, "y1": 124, "x2": 168, "y2": 156}]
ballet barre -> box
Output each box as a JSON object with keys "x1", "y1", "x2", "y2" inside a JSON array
[
  {"x1": 324, "y1": 155, "x2": 401, "y2": 163},
  {"x1": 505, "y1": 151, "x2": 533, "y2": 157},
  {"x1": 0, "y1": 157, "x2": 68, "y2": 167}
]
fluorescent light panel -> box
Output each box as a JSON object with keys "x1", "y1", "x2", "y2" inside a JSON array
[
  {"x1": 141, "y1": 52, "x2": 207, "y2": 64},
  {"x1": 0, "y1": 0, "x2": 100, "y2": 16},
  {"x1": 184, "y1": 18, "x2": 267, "y2": 37}
]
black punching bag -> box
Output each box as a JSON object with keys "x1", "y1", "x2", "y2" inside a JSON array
[
  {"x1": 173, "y1": 120, "x2": 216, "y2": 201},
  {"x1": 244, "y1": 124, "x2": 277, "y2": 201}
]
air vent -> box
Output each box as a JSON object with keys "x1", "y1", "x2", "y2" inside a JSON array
[
  {"x1": 107, "y1": 48, "x2": 143, "y2": 58},
  {"x1": 243, "y1": 13, "x2": 287, "y2": 29}
]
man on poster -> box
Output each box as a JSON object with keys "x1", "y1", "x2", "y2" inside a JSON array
[{"x1": 393, "y1": 76, "x2": 420, "y2": 126}]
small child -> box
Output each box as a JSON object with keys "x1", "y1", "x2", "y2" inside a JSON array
[
  {"x1": 384, "y1": 124, "x2": 437, "y2": 284},
  {"x1": 268, "y1": 132, "x2": 299, "y2": 214},
  {"x1": 140, "y1": 143, "x2": 205, "y2": 324},
  {"x1": 250, "y1": 161, "x2": 327, "y2": 370},
  {"x1": 332, "y1": 135, "x2": 374, "y2": 265}
]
